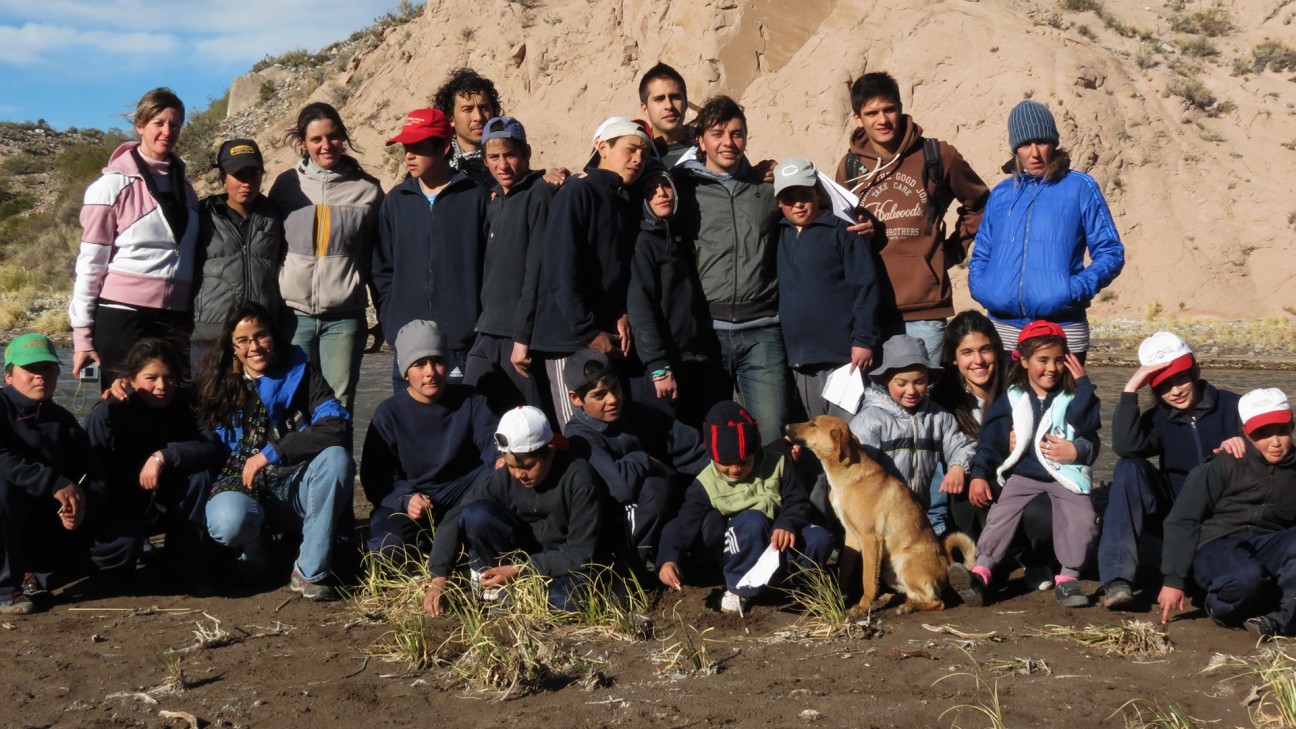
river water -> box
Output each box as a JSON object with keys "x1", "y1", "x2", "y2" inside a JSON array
[{"x1": 53, "y1": 350, "x2": 1296, "y2": 486}]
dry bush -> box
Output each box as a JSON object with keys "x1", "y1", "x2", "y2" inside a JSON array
[
  {"x1": 1170, "y1": 7, "x2": 1234, "y2": 36},
  {"x1": 1035, "y1": 620, "x2": 1173, "y2": 658},
  {"x1": 1168, "y1": 76, "x2": 1218, "y2": 112},
  {"x1": 1252, "y1": 41, "x2": 1296, "y2": 72}
]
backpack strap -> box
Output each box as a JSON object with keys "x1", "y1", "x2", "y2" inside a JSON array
[
  {"x1": 921, "y1": 138, "x2": 943, "y2": 236},
  {"x1": 845, "y1": 152, "x2": 864, "y2": 191}
]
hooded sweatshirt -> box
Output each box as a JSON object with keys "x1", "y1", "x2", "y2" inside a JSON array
[
  {"x1": 269, "y1": 157, "x2": 383, "y2": 318},
  {"x1": 832, "y1": 116, "x2": 989, "y2": 322},
  {"x1": 70, "y1": 142, "x2": 200, "y2": 351},
  {"x1": 848, "y1": 384, "x2": 976, "y2": 502},
  {"x1": 627, "y1": 172, "x2": 714, "y2": 373}
]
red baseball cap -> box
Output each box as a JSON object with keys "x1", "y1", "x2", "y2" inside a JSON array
[
  {"x1": 386, "y1": 108, "x2": 452, "y2": 146},
  {"x1": 1017, "y1": 320, "x2": 1065, "y2": 347}
]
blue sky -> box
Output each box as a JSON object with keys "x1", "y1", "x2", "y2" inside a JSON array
[{"x1": 0, "y1": 0, "x2": 406, "y2": 132}]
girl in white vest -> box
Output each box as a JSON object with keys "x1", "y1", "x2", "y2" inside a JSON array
[{"x1": 948, "y1": 320, "x2": 1101, "y2": 608}]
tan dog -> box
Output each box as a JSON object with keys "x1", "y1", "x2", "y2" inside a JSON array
[{"x1": 786, "y1": 416, "x2": 976, "y2": 616}]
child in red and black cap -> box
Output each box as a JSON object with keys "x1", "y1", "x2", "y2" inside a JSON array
[
  {"x1": 656, "y1": 401, "x2": 835, "y2": 616},
  {"x1": 949, "y1": 320, "x2": 1101, "y2": 609}
]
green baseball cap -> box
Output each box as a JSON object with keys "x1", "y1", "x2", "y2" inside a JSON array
[{"x1": 4, "y1": 333, "x2": 60, "y2": 369}]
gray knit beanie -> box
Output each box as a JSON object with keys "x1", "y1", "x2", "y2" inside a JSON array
[
  {"x1": 1007, "y1": 100, "x2": 1059, "y2": 151},
  {"x1": 395, "y1": 320, "x2": 444, "y2": 375}
]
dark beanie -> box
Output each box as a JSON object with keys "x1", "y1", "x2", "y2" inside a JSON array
[
  {"x1": 703, "y1": 401, "x2": 761, "y2": 463},
  {"x1": 1007, "y1": 100, "x2": 1059, "y2": 151}
]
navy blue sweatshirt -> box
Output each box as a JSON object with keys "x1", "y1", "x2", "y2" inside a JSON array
[
  {"x1": 428, "y1": 452, "x2": 602, "y2": 578},
  {"x1": 776, "y1": 212, "x2": 882, "y2": 367},
  {"x1": 969, "y1": 377, "x2": 1101, "y2": 484},
  {"x1": 530, "y1": 167, "x2": 640, "y2": 354},
  {"x1": 564, "y1": 403, "x2": 710, "y2": 505},
  {"x1": 1111, "y1": 380, "x2": 1241, "y2": 496},
  {"x1": 360, "y1": 385, "x2": 498, "y2": 515},
  {"x1": 0, "y1": 387, "x2": 104, "y2": 500},
  {"x1": 479, "y1": 170, "x2": 553, "y2": 343},
  {"x1": 627, "y1": 217, "x2": 714, "y2": 373},
  {"x1": 373, "y1": 172, "x2": 490, "y2": 351}
]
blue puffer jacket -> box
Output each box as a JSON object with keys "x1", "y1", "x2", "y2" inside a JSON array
[{"x1": 968, "y1": 166, "x2": 1124, "y2": 328}]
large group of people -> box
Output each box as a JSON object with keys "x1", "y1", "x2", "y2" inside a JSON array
[{"x1": 1, "y1": 63, "x2": 1292, "y2": 644}]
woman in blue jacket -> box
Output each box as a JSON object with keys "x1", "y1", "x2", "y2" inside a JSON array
[
  {"x1": 968, "y1": 100, "x2": 1124, "y2": 361},
  {"x1": 196, "y1": 302, "x2": 355, "y2": 601}
]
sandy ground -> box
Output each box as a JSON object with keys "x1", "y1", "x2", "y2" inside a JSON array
[{"x1": 7, "y1": 364, "x2": 1296, "y2": 729}]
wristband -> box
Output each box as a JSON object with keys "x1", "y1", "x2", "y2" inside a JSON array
[
  {"x1": 151, "y1": 453, "x2": 165, "y2": 466},
  {"x1": 650, "y1": 367, "x2": 672, "y2": 380}
]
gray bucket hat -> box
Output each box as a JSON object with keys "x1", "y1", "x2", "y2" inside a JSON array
[{"x1": 869, "y1": 334, "x2": 942, "y2": 379}]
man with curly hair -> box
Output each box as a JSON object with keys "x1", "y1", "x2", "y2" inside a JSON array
[{"x1": 433, "y1": 67, "x2": 502, "y2": 188}]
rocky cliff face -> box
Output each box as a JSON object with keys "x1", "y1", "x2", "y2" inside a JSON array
[{"x1": 227, "y1": 0, "x2": 1296, "y2": 320}]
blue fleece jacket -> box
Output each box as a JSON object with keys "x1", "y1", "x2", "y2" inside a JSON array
[
  {"x1": 373, "y1": 172, "x2": 490, "y2": 351},
  {"x1": 776, "y1": 212, "x2": 881, "y2": 367},
  {"x1": 968, "y1": 169, "x2": 1124, "y2": 327},
  {"x1": 1111, "y1": 381, "x2": 1242, "y2": 496},
  {"x1": 530, "y1": 167, "x2": 640, "y2": 354},
  {"x1": 359, "y1": 385, "x2": 498, "y2": 514}
]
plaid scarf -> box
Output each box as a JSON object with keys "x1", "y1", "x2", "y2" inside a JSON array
[{"x1": 210, "y1": 378, "x2": 279, "y2": 502}]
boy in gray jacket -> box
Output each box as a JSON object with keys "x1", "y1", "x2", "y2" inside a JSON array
[{"x1": 849, "y1": 334, "x2": 975, "y2": 535}]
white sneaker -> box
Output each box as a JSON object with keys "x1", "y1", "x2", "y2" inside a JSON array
[
  {"x1": 720, "y1": 590, "x2": 748, "y2": 617},
  {"x1": 1025, "y1": 566, "x2": 1054, "y2": 592},
  {"x1": 469, "y1": 569, "x2": 503, "y2": 602}
]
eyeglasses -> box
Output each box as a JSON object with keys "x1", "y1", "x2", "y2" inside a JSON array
[{"x1": 231, "y1": 332, "x2": 273, "y2": 352}]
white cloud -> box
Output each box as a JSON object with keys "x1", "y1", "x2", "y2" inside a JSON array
[{"x1": 0, "y1": 22, "x2": 178, "y2": 65}]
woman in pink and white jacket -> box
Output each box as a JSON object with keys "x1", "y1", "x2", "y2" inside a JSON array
[{"x1": 70, "y1": 87, "x2": 199, "y2": 388}]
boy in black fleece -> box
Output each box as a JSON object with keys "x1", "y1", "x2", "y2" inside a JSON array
[
  {"x1": 363, "y1": 321, "x2": 499, "y2": 556},
  {"x1": 530, "y1": 117, "x2": 652, "y2": 427},
  {"x1": 464, "y1": 117, "x2": 552, "y2": 414},
  {"x1": 0, "y1": 334, "x2": 137, "y2": 614},
  {"x1": 773, "y1": 157, "x2": 881, "y2": 420},
  {"x1": 626, "y1": 171, "x2": 719, "y2": 428},
  {"x1": 657, "y1": 401, "x2": 835, "y2": 617},
  {"x1": 422, "y1": 406, "x2": 602, "y2": 615},
  {"x1": 1098, "y1": 331, "x2": 1243, "y2": 609},
  {"x1": 562, "y1": 350, "x2": 709, "y2": 570},
  {"x1": 1159, "y1": 388, "x2": 1296, "y2": 640},
  {"x1": 373, "y1": 108, "x2": 490, "y2": 392}
]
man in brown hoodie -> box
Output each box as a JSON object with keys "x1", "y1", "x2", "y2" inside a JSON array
[{"x1": 833, "y1": 72, "x2": 989, "y2": 361}]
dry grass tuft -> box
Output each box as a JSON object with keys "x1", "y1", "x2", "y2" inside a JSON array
[
  {"x1": 766, "y1": 563, "x2": 878, "y2": 641},
  {"x1": 1035, "y1": 620, "x2": 1172, "y2": 658},
  {"x1": 652, "y1": 602, "x2": 718, "y2": 677}
]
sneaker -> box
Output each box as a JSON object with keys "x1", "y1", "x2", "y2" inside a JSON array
[
  {"x1": 21, "y1": 573, "x2": 41, "y2": 597},
  {"x1": 719, "y1": 590, "x2": 749, "y2": 617},
  {"x1": 0, "y1": 594, "x2": 35, "y2": 615},
  {"x1": 1101, "y1": 580, "x2": 1134, "y2": 610},
  {"x1": 289, "y1": 570, "x2": 339, "y2": 602},
  {"x1": 1025, "y1": 566, "x2": 1054, "y2": 592},
  {"x1": 1245, "y1": 616, "x2": 1279, "y2": 642},
  {"x1": 469, "y1": 568, "x2": 504, "y2": 603},
  {"x1": 948, "y1": 564, "x2": 987, "y2": 608},
  {"x1": 1054, "y1": 579, "x2": 1089, "y2": 608}
]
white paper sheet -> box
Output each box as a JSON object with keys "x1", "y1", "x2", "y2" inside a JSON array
[
  {"x1": 735, "y1": 544, "x2": 782, "y2": 589},
  {"x1": 821, "y1": 363, "x2": 866, "y2": 415}
]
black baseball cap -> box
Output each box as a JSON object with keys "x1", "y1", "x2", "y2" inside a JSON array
[{"x1": 216, "y1": 139, "x2": 264, "y2": 175}]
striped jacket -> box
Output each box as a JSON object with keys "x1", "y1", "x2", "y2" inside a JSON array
[
  {"x1": 848, "y1": 384, "x2": 976, "y2": 504},
  {"x1": 69, "y1": 142, "x2": 199, "y2": 351},
  {"x1": 268, "y1": 157, "x2": 383, "y2": 318}
]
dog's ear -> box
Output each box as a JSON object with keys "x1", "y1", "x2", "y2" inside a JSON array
[{"x1": 833, "y1": 425, "x2": 851, "y2": 462}]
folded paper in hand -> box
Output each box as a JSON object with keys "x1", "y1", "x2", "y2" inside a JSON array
[{"x1": 821, "y1": 363, "x2": 866, "y2": 414}]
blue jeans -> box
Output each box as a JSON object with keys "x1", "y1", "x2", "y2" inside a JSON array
[
  {"x1": 291, "y1": 313, "x2": 365, "y2": 414},
  {"x1": 715, "y1": 325, "x2": 789, "y2": 443},
  {"x1": 904, "y1": 319, "x2": 947, "y2": 365},
  {"x1": 205, "y1": 446, "x2": 355, "y2": 583},
  {"x1": 927, "y1": 462, "x2": 950, "y2": 536},
  {"x1": 722, "y1": 509, "x2": 837, "y2": 598},
  {"x1": 1194, "y1": 527, "x2": 1296, "y2": 633},
  {"x1": 1097, "y1": 458, "x2": 1176, "y2": 586},
  {"x1": 458, "y1": 498, "x2": 587, "y2": 611}
]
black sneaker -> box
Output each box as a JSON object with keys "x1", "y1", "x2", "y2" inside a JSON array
[
  {"x1": 1245, "y1": 616, "x2": 1278, "y2": 642},
  {"x1": 1054, "y1": 579, "x2": 1089, "y2": 608},
  {"x1": 948, "y1": 564, "x2": 987, "y2": 607}
]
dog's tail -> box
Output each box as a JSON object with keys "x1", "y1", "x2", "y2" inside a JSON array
[{"x1": 942, "y1": 532, "x2": 977, "y2": 569}]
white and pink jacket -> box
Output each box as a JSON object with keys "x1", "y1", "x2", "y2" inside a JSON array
[{"x1": 69, "y1": 142, "x2": 198, "y2": 351}]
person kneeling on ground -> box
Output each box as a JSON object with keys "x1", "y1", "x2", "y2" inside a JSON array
[
  {"x1": 1098, "y1": 331, "x2": 1243, "y2": 610},
  {"x1": 0, "y1": 334, "x2": 138, "y2": 614},
  {"x1": 197, "y1": 302, "x2": 355, "y2": 601},
  {"x1": 363, "y1": 320, "x2": 498, "y2": 557},
  {"x1": 656, "y1": 401, "x2": 836, "y2": 617},
  {"x1": 423, "y1": 406, "x2": 603, "y2": 616},
  {"x1": 563, "y1": 349, "x2": 709, "y2": 572},
  {"x1": 1158, "y1": 388, "x2": 1296, "y2": 640}
]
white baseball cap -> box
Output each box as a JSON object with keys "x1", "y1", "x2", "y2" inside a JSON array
[
  {"x1": 494, "y1": 406, "x2": 554, "y2": 454},
  {"x1": 1239, "y1": 388, "x2": 1293, "y2": 436},
  {"x1": 1137, "y1": 331, "x2": 1195, "y2": 388}
]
